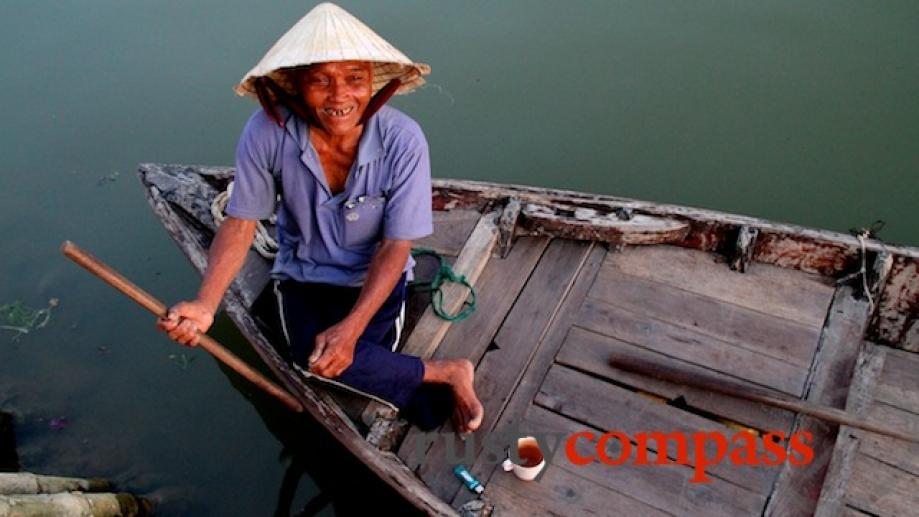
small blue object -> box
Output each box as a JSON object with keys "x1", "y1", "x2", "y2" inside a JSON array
[{"x1": 453, "y1": 464, "x2": 484, "y2": 494}]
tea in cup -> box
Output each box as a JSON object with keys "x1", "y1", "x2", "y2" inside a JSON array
[{"x1": 502, "y1": 436, "x2": 545, "y2": 481}]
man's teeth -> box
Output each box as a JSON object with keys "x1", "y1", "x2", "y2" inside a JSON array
[{"x1": 324, "y1": 107, "x2": 355, "y2": 117}]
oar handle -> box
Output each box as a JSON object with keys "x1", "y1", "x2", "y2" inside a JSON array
[
  {"x1": 61, "y1": 241, "x2": 304, "y2": 413},
  {"x1": 609, "y1": 355, "x2": 919, "y2": 444}
]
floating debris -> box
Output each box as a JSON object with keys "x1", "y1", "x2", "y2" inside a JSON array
[
  {"x1": 167, "y1": 353, "x2": 196, "y2": 370},
  {"x1": 48, "y1": 417, "x2": 69, "y2": 431},
  {"x1": 0, "y1": 298, "x2": 58, "y2": 341},
  {"x1": 96, "y1": 171, "x2": 120, "y2": 186}
]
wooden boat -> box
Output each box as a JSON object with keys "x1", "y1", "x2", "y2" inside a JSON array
[{"x1": 139, "y1": 163, "x2": 919, "y2": 516}]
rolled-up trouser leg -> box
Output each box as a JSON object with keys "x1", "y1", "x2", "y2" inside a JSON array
[{"x1": 275, "y1": 275, "x2": 425, "y2": 410}]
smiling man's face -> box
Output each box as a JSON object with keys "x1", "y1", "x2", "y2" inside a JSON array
[{"x1": 299, "y1": 61, "x2": 373, "y2": 136}]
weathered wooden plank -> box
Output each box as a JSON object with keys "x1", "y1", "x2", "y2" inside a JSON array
[
  {"x1": 430, "y1": 178, "x2": 919, "y2": 256},
  {"x1": 904, "y1": 319, "x2": 919, "y2": 352},
  {"x1": 730, "y1": 226, "x2": 760, "y2": 273},
  {"x1": 576, "y1": 298, "x2": 809, "y2": 396},
  {"x1": 556, "y1": 325, "x2": 796, "y2": 437},
  {"x1": 433, "y1": 237, "x2": 550, "y2": 363},
  {"x1": 814, "y1": 343, "x2": 887, "y2": 517},
  {"x1": 414, "y1": 209, "x2": 482, "y2": 257},
  {"x1": 845, "y1": 453, "x2": 919, "y2": 516},
  {"x1": 496, "y1": 198, "x2": 521, "y2": 258},
  {"x1": 754, "y1": 232, "x2": 858, "y2": 277},
  {"x1": 450, "y1": 243, "x2": 606, "y2": 508},
  {"x1": 520, "y1": 201, "x2": 690, "y2": 245},
  {"x1": 414, "y1": 240, "x2": 593, "y2": 501},
  {"x1": 535, "y1": 364, "x2": 779, "y2": 494},
  {"x1": 858, "y1": 402, "x2": 919, "y2": 475},
  {"x1": 520, "y1": 405, "x2": 767, "y2": 517},
  {"x1": 873, "y1": 347, "x2": 919, "y2": 414},
  {"x1": 487, "y1": 450, "x2": 671, "y2": 517},
  {"x1": 590, "y1": 266, "x2": 820, "y2": 367},
  {"x1": 763, "y1": 286, "x2": 871, "y2": 517},
  {"x1": 870, "y1": 256, "x2": 919, "y2": 348},
  {"x1": 397, "y1": 237, "x2": 549, "y2": 466},
  {"x1": 400, "y1": 211, "x2": 500, "y2": 359},
  {"x1": 604, "y1": 245, "x2": 834, "y2": 328},
  {"x1": 805, "y1": 289, "x2": 875, "y2": 408},
  {"x1": 373, "y1": 241, "x2": 550, "y2": 450},
  {"x1": 841, "y1": 505, "x2": 875, "y2": 517}
]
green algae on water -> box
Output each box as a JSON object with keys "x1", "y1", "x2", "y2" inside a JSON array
[{"x1": 0, "y1": 298, "x2": 59, "y2": 341}]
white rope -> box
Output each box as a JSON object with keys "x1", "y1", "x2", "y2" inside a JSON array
[
  {"x1": 857, "y1": 231, "x2": 874, "y2": 313},
  {"x1": 211, "y1": 181, "x2": 279, "y2": 259}
]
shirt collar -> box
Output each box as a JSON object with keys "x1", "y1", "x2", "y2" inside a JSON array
[{"x1": 283, "y1": 108, "x2": 384, "y2": 167}]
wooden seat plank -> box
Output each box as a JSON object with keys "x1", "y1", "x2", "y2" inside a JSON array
[
  {"x1": 604, "y1": 245, "x2": 834, "y2": 328},
  {"x1": 556, "y1": 325, "x2": 795, "y2": 436},
  {"x1": 575, "y1": 298, "x2": 809, "y2": 396},
  {"x1": 764, "y1": 286, "x2": 871, "y2": 517},
  {"x1": 400, "y1": 210, "x2": 500, "y2": 359},
  {"x1": 397, "y1": 237, "x2": 549, "y2": 469},
  {"x1": 410, "y1": 239, "x2": 593, "y2": 501},
  {"x1": 814, "y1": 343, "x2": 887, "y2": 517},
  {"x1": 432, "y1": 237, "x2": 550, "y2": 362},
  {"x1": 521, "y1": 405, "x2": 767, "y2": 517},
  {"x1": 590, "y1": 266, "x2": 820, "y2": 367},
  {"x1": 535, "y1": 364, "x2": 779, "y2": 494},
  {"x1": 414, "y1": 209, "x2": 482, "y2": 257}
]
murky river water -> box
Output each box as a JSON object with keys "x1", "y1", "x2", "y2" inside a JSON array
[{"x1": 1, "y1": 1, "x2": 916, "y2": 514}]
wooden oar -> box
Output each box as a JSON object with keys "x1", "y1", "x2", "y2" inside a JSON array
[
  {"x1": 61, "y1": 241, "x2": 304, "y2": 413},
  {"x1": 609, "y1": 355, "x2": 918, "y2": 444}
]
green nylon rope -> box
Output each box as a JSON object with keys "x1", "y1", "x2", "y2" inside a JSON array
[{"x1": 410, "y1": 248, "x2": 477, "y2": 322}]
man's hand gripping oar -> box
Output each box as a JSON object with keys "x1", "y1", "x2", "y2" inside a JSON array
[{"x1": 61, "y1": 241, "x2": 303, "y2": 413}]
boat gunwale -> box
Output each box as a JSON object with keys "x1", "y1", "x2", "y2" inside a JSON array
[{"x1": 139, "y1": 162, "x2": 919, "y2": 349}]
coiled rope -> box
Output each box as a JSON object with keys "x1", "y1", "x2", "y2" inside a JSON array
[
  {"x1": 410, "y1": 248, "x2": 477, "y2": 322},
  {"x1": 211, "y1": 181, "x2": 279, "y2": 259}
]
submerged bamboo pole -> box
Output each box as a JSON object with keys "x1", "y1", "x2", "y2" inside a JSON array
[
  {"x1": 0, "y1": 492, "x2": 150, "y2": 517},
  {"x1": 0, "y1": 472, "x2": 111, "y2": 495},
  {"x1": 61, "y1": 241, "x2": 303, "y2": 413}
]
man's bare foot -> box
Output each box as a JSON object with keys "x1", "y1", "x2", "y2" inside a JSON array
[{"x1": 423, "y1": 358, "x2": 485, "y2": 433}]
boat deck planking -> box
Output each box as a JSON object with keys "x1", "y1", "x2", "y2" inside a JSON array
[
  {"x1": 816, "y1": 346, "x2": 919, "y2": 516},
  {"x1": 139, "y1": 164, "x2": 919, "y2": 516},
  {"x1": 438, "y1": 241, "x2": 848, "y2": 514}
]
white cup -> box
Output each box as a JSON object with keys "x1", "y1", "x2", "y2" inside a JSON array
[{"x1": 503, "y1": 436, "x2": 545, "y2": 481}]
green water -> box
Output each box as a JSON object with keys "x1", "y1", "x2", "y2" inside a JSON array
[{"x1": 0, "y1": 1, "x2": 916, "y2": 514}]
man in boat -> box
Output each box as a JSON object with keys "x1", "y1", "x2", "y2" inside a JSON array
[{"x1": 157, "y1": 3, "x2": 483, "y2": 433}]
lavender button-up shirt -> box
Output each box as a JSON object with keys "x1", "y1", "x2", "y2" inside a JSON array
[{"x1": 226, "y1": 106, "x2": 433, "y2": 286}]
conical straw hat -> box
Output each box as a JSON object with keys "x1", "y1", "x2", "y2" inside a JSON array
[{"x1": 235, "y1": 2, "x2": 430, "y2": 98}]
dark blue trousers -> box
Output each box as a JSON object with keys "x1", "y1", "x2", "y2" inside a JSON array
[{"x1": 274, "y1": 275, "x2": 426, "y2": 410}]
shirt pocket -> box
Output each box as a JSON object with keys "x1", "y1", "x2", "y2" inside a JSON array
[{"x1": 342, "y1": 195, "x2": 386, "y2": 248}]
